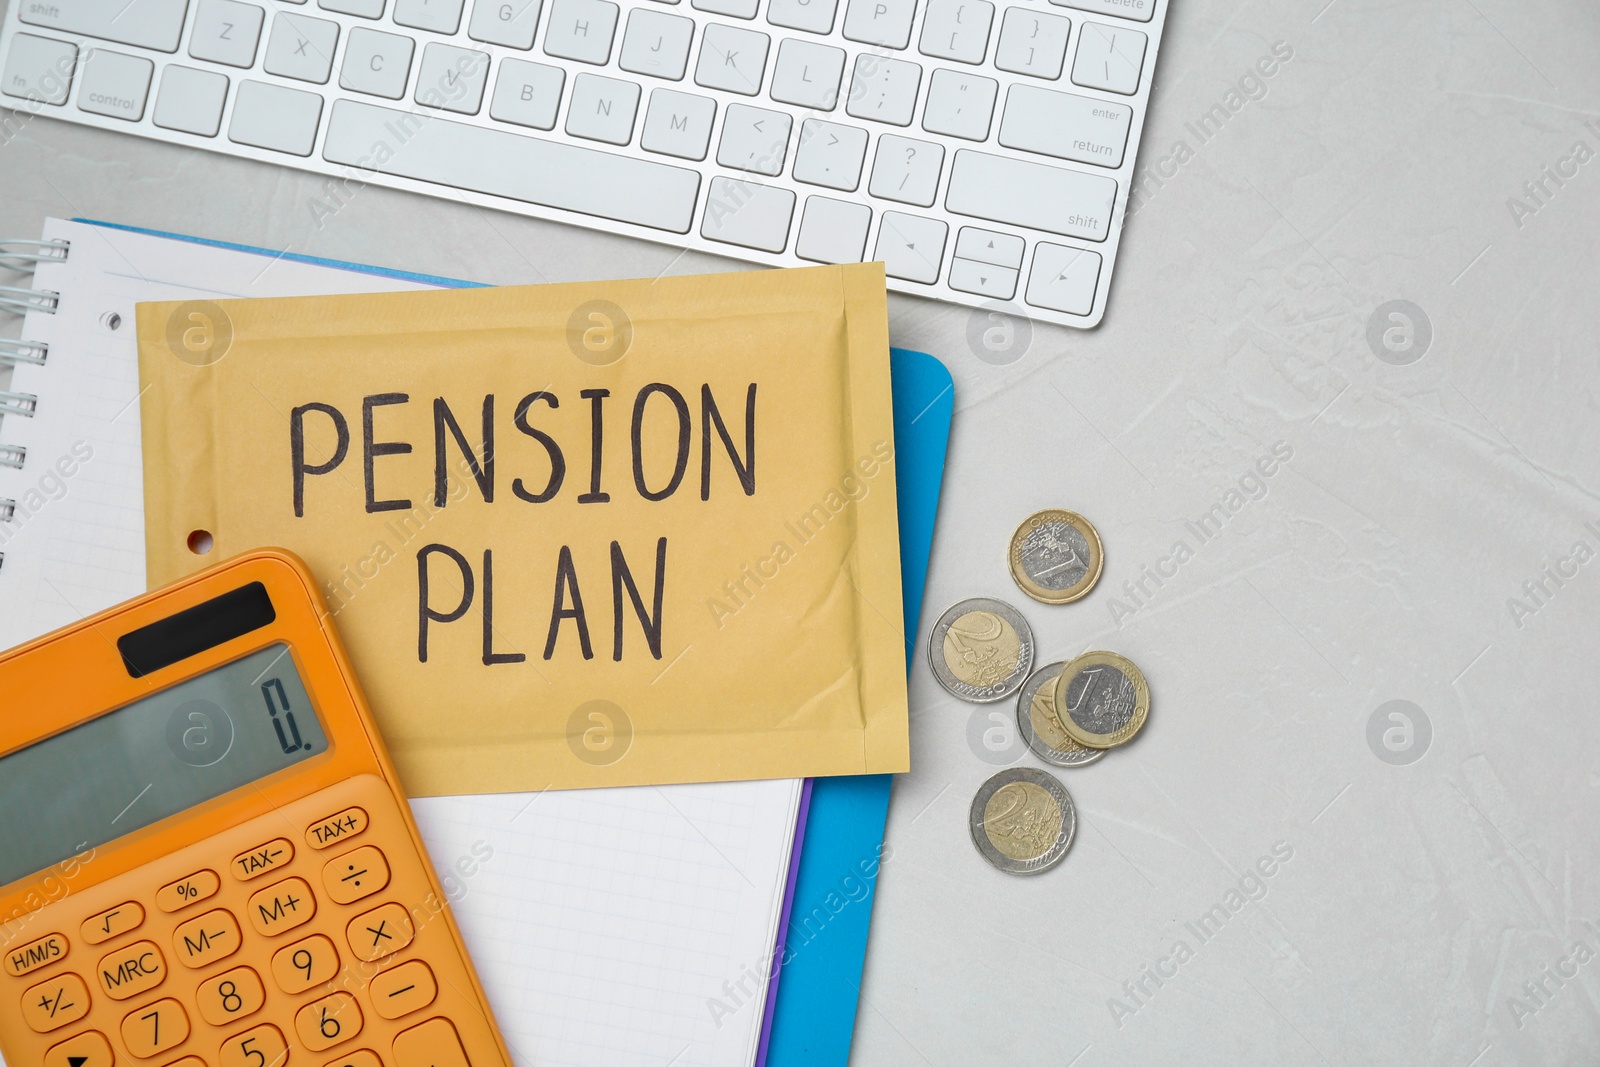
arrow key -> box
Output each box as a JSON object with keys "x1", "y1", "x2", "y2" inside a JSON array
[
  {"x1": 949, "y1": 256, "x2": 1018, "y2": 300},
  {"x1": 43, "y1": 1030, "x2": 113, "y2": 1067},
  {"x1": 874, "y1": 211, "x2": 948, "y2": 284}
]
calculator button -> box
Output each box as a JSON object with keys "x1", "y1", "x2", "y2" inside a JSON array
[
  {"x1": 6, "y1": 931, "x2": 68, "y2": 977},
  {"x1": 43, "y1": 1029, "x2": 114, "y2": 1067},
  {"x1": 346, "y1": 903, "x2": 414, "y2": 962},
  {"x1": 161, "y1": 1059, "x2": 208, "y2": 1067},
  {"x1": 322, "y1": 846, "x2": 390, "y2": 905},
  {"x1": 307, "y1": 806, "x2": 369, "y2": 850},
  {"x1": 197, "y1": 965, "x2": 266, "y2": 1027},
  {"x1": 97, "y1": 940, "x2": 166, "y2": 1001},
  {"x1": 270, "y1": 933, "x2": 341, "y2": 994},
  {"x1": 21, "y1": 972, "x2": 90, "y2": 1033},
  {"x1": 232, "y1": 838, "x2": 296, "y2": 881},
  {"x1": 121, "y1": 997, "x2": 189, "y2": 1058},
  {"x1": 324, "y1": 1050, "x2": 382, "y2": 1067},
  {"x1": 82, "y1": 902, "x2": 145, "y2": 946},
  {"x1": 173, "y1": 909, "x2": 242, "y2": 969},
  {"x1": 392, "y1": 1017, "x2": 469, "y2": 1067},
  {"x1": 220, "y1": 1022, "x2": 289, "y2": 1067},
  {"x1": 295, "y1": 990, "x2": 363, "y2": 1052},
  {"x1": 246, "y1": 877, "x2": 317, "y2": 937},
  {"x1": 156, "y1": 870, "x2": 221, "y2": 913},
  {"x1": 370, "y1": 959, "x2": 436, "y2": 1020}
]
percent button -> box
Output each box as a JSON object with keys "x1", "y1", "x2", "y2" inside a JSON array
[
  {"x1": 323, "y1": 846, "x2": 390, "y2": 905},
  {"x1": 155, "y1": 870, "x2": 220, "y2": 913}
]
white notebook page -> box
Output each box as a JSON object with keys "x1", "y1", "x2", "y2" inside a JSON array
[{"x1": 0, "y1": 219, "x2": 800, "y2": 1067}]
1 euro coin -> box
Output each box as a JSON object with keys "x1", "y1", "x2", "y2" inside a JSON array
[
  {"x1": 1015, "y1": 662, "x2": 1104, "y2": 768},
  {"x1": 1008, "y1": 510, "x2": 1103, "y2": 604},
  {"x1": 1053, "y1": 651, "x2": 1150, "y2": 749}
]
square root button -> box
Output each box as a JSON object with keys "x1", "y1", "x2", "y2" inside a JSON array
[{"x1": 1025, "y1": 243, "x2": 1101, "y2": 316}]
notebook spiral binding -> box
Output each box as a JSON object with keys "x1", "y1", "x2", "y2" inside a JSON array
[{"x1": 0, "y1": 238, "x2": 71, "y2": 535}]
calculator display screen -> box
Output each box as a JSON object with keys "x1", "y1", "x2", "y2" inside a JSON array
[{"x1": 0, "y1": 643, "x2": 328, "y2": 886}]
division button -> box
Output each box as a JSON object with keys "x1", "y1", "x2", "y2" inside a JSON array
[{"x1": 322, "y1": 845, "x2": 391, "y2": 905}]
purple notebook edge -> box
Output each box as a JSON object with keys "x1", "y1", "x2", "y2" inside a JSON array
[{"x1": 755, "y1": 776, "x2": 815, "y2": 1066}]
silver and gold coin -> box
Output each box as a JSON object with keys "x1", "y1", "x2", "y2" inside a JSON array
[
  {"x1": 1008, "y1": 509, "x2": 1104, "y2": 604},
  {"x1": 928, "y1": 597, "x2": 1035, "y2": 702},
  {"x1": 1053, "y1": 650, "x2": 1150, "y2": 749},
  {"x1": 969, "y1": 767, "x2": 1076, "y2": 875},
  {"x1": 1015, "y1": 662, "x2": 1105, "y2": 768}
]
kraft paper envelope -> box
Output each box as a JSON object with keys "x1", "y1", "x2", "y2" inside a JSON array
[{"x1": 136, "y1": 264, "x2": 907, "y2": 796}]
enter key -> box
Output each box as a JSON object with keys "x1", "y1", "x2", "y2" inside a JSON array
[{"x1": 998, "y1": 85, "x2": 1132, "y2": 168}]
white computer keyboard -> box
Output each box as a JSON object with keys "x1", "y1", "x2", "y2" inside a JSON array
[{"x1": 0, "y1": 0, "x2": 1164, "y2": 327}]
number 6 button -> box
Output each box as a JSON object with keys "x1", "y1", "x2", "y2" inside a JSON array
[{"x1": 295, "y1": 991, "x2": 363, "y2": 1051}]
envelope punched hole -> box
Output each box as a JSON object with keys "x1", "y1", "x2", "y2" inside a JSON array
[{"x1": 187, "y1": 529, "x2": 214, "y2": 555}]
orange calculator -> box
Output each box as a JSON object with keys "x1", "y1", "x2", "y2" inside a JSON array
[{"x1": 0, "y1": 550, "x2": 513, "y2": 1067}]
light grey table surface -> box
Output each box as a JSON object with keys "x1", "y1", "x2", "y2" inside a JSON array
[{"x1": 3, "y1": 0, "x2": 1600, "y2": 1062}]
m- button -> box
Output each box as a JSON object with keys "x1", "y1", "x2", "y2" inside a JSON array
[
  {"x1": 247, "y1": 877, "x2": 317, "y2": 937},
  {"x1": 232, "y1": 837, "x2": 295, "y2": 880},
  {"x1": 172, "y1": 909, "x2": 242, "y2": 968}
]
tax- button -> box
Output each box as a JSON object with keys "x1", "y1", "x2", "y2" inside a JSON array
[
  {"x1": 96, "y1": 940, "x2": 165, "y2": 1001},
  {"x1": 232, "y1": 837, "x2": 295, "y2": 880},
  {"x1": 82, "y1": 902, "x2": 145, "y2": 945},
  {"x1": 393, "y1": 1017, "x2": 470, "y2": 1067},
  {"x1": 6, "y1": 932, "x2": 68, "y2": 977},
  {"x1": 173, "y1": 908, "x2": 242, "y2": 968},
  {"x1": 43, "y1": 1029, "x2": 114, "y2": 1067},
  {"x1": 21, "y1": 972, "x2": 90, "y2": 1033},
  {"x1": 247, "y1": 877, "x2": 317, "y2": 937},
  {"x1": 371, "y1": 959, "x2": 436, "y2": 1020},
  {"x1": 307, "y1": 805, "x2": 369, "y2": 850},
  {"x1": 155, "y1": 869, "x2": 220, "y2": 913},
  {"x1": 323, "y1": 846, "x2": 390, "y2": 905},
  {"x1": 347, "y1": 903, "x2": 414, "y2": 962}
]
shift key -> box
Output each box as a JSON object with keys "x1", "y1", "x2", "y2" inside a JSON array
[
  {"x1": 945, "y1": 149, "x2": 1117, "y2": 243},
  {"x1": 20, "y1": 0, "x2": 192, "y2": 53}
]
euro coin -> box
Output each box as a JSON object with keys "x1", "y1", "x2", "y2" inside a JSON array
[
  {"x1": 928, "y1": 597, "x2": 1035, "y2": 702},
  {"x1": 1053, "y1": 651, "x2": 1149, "y2": 749},
  {"x1": 1008, "y1": 510, "x2": 1103, "y2": 604},
  {"x1": 969, "y1": 767, "x2": 1076, "y2": 875},
  {"x1": 1015, "y1": 662, "x2": 1105, "y2": 767}
]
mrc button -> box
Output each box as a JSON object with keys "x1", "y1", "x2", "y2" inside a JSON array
[
  {"x1": 96, "y1": 939, "x2": 166, "y2": 1000},
  {"x1": 5, "y1": 932, "x2": 68, "y2": 977}
]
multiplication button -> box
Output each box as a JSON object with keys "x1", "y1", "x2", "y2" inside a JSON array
[
  {"x1": 346, "y1": 903, "x2": 414, "y2": 962},
  {"x1": 322, "y1": 846, "x2": 390, "y2": 905}
]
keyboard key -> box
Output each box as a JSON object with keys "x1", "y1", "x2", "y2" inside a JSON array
[
  {"x1": 792, "y1": 117, "x2": 866, "y2": 190},
  {"x1": 229, "y1": 79, "x2": 323, "y2": 155},
  {"x1": 82, "y1": 902, "x2": 144, "y2": 946},
  {"x1": 869, "y1": 133, "x2": 943, "y2": 205},
  {"x1": 120, "y1": 997, "x2": 189, "y2": 1059},
  {"x1": 308, "y1": 807, "x2": 370, "y2": 850},
  {"x1": 340, "y1": 27, "x2": 413, "y2": 98},
  {"x1": 841, "y1": 0, "x2": 914, "y2": 47},
  {"x1": 219, "y1": 1023, "x2": 287, "y2": 1067},
  {"x1": 917, "y1": 0, "x2": 993, "y2": 63},
  {"x1": 173, "y1": 908, "x2": 242, "y2": 968},
  {"x1": 490, "y1": 58, "x2": 565, "y2": 127},
  {"x1": 153, "y1": 65, "x2": 228, "y2": 134},
  {"x1": 619, "y1": 9, "x2": 694, "y2": 80},
  {"x1": 1000, "y1": 84, "x2": 1130, "y2": 166},
  {"x1": 296, "y1": 991, "x2": 363, "y2": 1052},
  {"x1": 566, "y1": 72, "x2": 640, "y2": 143},
  {"x1": 694, "y1": 23, "x2": 768, "y2": 95},
  {"x1": 416, "y1": 42, "x2": 489, "y2": 112},
  {"x1": 954, "y1": 225, "x2": 1023, "y2": 266},
  {"x1": 769, "y1": 38, "x2": 843, "y2": 109},
  {"x1": 196, "y1": 965, "x2": 266, "y2": 1027},
  {"x1": 921, "y1": 67, "x2": 994, "y2": 139},
  {"x1": 77, "y1": 48, "x2": 152, "y2": 120},
  {"x1": 692, "y1": 0, "x2": 757, "y2": 16},
  {"x1": 5, "y1": 932, "x2": 68, "y2": 977},
  {"x1": 232, "y1": 838, "x2": 295, "y2": 881},
  {"x1": 945, "y1": 149, "x2": 1115, "y2": 240},
  {"x1": 766, "y1": 0, "x2": 836, "y2": 33},
  {"x1": 21, "y1": 973, "x2": 90, "y2": 1033},
  {"x1": 543, "y1": 0, "x2": 619, "y2": 64},
  {"x1": 347, "y1": 902, "x2": 414, "y2": 962},
  {"x1": 701, "y1": 177, "x2": 794, "y2": 252},
  {"x1": 155, "y1": 870, "x2": 219, "y2": 913},
  {"x1": 796, "y1": 195, "x2": 869, "y2": 263},
  {"x1": 264, "y1": 12, "x2": 339, "y2": 83},
  {"x1": 371, "y1": 960, "x2": 438, "y2": 1019},
  {"x1": 246, "y1": 876, "x2": 316, "y2": 937},
  {"x1": 393, "y1": 1018, "x2": 469, "y2": 1067},
  {"x1": 43, "y1": 1031, "x2": 112, "y2": 1067},
  {"x1": 948, "y1": 256, "x2": 1017, "y2": 298},
  {"x1": 96, "y1": 940, "x2": 165, "y2": 1001},
  {"x1": 393, "y1": 0, "x2": 466, "y2": 32},
  {"x1": 1071, "y1": 21, "x2": 1145, "y2": 94},
  {"x1": 271, "y1": 933, "x2": 341, "y2": 994},
  {"x1": 1049, "y1": 0, "x2": 1154, "y2": 22},
  {"x1": 844, "y1": 54, "x2": 919, "y2": 125},
  {"x1": 1, "y1": 34, "x2": 75, "y2": 105},
  {"x1": 324, "y1": 99, "x2": 702, "y2": 231},
  {"x1": 188, "y1": 0, "x2": 264, "y2": 67},
  {"x1": 323, "y1": 844, "x2": 391, "y2": 904},
  {"x1": 993, "y1": 6, "x2": 1069, "y2": 78},
  {"x1": 717, "y1": 102, "x2": 789, "y2": 174},
  {"x1": 640, "y1": 87, "x2": 715, "y2": 159},
  {"x1": 19, "y1": 0, "x2": 188, "y2": 52},
  {"x1": 468, "y1": 0, "x2": 542, "y2": 47},
  {"x1": 321, "y1": 0, "x2": 384, "y2": 16},
  {"x1": 875, "y1": 211, "x2": 946, "y2": 282},
  {"x1": 1026, "y1": 241, "x2": 1101, "y2": 314}
]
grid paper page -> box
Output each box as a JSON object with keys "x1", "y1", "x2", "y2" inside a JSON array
[{"x1": 0, "y1": 219, "x2": 802, "y2": 1067}]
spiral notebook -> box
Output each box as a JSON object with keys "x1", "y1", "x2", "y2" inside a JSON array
[{"x1": 0, "y1": 218, "x2": 805, "y2": 1067}]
